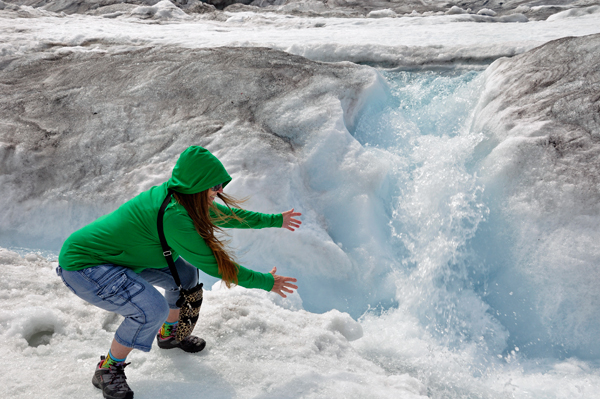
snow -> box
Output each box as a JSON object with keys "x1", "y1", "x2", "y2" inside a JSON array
[
  {"x1": 547, "y1": 5, "x2": 600, "y2": 20},
  {"x1": 2, "y1": 1, "x2": 600, "y2": 398},
  {"x1": 367, "y1": 9, "x2": 397, "y2": 18},
  {"x1": 477, "y1": 8, "x2": 497, "y2": 16},
  {"x1": 0, "y1": 248, "x2": 426, "y2": 398},
  {"x1": 129, "y1": 0, "x2": 190, "y2": 20},
  {"x1": 2, "y1": 6, "x2": 600, "y2": 67}
]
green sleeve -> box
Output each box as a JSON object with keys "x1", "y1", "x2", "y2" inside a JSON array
[
  {"x1": 211, "y1": 203, "x2": 283, "y2": 229},
  {"x1": 164, "y1": 212, "x2": 275, "y2": 291}
]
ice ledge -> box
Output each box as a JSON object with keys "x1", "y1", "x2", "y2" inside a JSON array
[
  {"x1": 471, "y1": 33, "x2": 600, "y2": 358},
  {"x1": 474, "y1": 33, "x2": 600, "y2": 185},
  {"x1": 0, "y1": 46, "x2": 379, "y2": 248}
]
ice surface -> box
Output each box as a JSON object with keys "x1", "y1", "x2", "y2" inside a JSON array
[
  {"x1": 2, "y1": 3, "x2": 600, "y2": 399},
  {"x1": 0, "y1": 46, "x2": 379, "y2": 251}
]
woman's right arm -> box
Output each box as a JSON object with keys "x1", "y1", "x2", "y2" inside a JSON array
[{"x1": 268, "y1": 267, "x2": 298, "y2": 298}]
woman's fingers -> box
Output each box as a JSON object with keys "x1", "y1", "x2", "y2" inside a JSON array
[
  {"x1": 271, "y1": 273, "x2": 298, "y2": 298},
  {"x1": 285, "y1": 220, "x2": 301, "y2": 231},
  {"x1": 280, "y1": 277, "x2": 298, "y2": 290},
  {"x1": 282, "y1": 208, "x2": 302, "y2": 231},
  {"x1": 283, "y1": 219, "x2": 302, "y2": 231}
]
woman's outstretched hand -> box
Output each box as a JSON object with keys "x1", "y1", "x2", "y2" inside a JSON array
[
  {"x1": 269, "y1": 267, "x2": 298, "y2": 298},
  {"x1": 281, "y1": 208, "x2": 302, "y2": 231}
]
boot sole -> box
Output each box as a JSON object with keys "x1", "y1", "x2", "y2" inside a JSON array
[{"x1": 157, "y1": 338, "x2": 206, "y2": 353}]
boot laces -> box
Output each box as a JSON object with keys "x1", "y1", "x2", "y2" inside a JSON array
[{"x1": 106, "y1": 362, "x2": 131, "y2": 390}]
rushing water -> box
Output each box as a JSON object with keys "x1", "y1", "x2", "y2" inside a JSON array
[
  {"x1": 351, "y1": 66, "x2": 600, "y2": 370},
  {"x1": 352, "y1": 69, "x2": 506, "y2": 349}
]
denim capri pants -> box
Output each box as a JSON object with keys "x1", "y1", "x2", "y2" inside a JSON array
[{"x1": 56, "y1": 257, "x2": 199, "y2": 352}]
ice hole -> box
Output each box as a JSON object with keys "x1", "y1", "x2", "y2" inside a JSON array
[{"x1": 26, "y1": 327, "x2": 55, "y2": 347}]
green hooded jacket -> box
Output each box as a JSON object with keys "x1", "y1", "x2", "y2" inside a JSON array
[{"x1": 58, "y1": 146, "x2": 282, "y2": 291}]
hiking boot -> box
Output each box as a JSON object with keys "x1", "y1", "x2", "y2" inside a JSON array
[
  {"x1": 92, "y1": 356, "x2": 134, "y2": 399},
  {"x1": 156, "y1": 332, "x2": 206, "y2": 353}
]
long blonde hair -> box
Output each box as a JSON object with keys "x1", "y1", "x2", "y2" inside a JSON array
[{"x1": 173, "y1": 190, "x2": 245, "y2": 287}]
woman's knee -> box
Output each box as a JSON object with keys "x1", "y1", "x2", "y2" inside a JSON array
[
  {"x1": 115, "y1": 297, "x2": 169, "y2": 351},
  {"x1": 144, "y1": 296, "x2": 170, "y2": 327}
]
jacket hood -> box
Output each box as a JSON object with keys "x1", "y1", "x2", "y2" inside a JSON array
[{"x1": 167, "y1": 146, "x2": 232, "y2": 194}]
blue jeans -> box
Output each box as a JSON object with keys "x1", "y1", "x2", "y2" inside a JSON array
[{"x1": 56, "y1": 257, "x2": 199, "y2": 352}]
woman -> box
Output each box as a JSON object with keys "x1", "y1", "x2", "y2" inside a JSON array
[{"x1": 57, "y1": 146, "x2": 300, "y2": 399}]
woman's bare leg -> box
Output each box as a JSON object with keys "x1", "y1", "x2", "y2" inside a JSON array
[
  {"x1": 166, "y1": 308, "x2": 179, "y2": 323},
  {"x1": 109, "y1": 338, "x2": 133, "y2": 360}
]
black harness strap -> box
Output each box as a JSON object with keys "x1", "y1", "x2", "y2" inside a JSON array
[{"x1": 157, "y1": 191, "x2": 183, "y2": 289}]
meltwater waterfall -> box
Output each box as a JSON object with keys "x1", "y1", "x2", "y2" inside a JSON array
[
  {"x1": 351, "y1": 70, "x2": 508, "y2": 355},
  {"x1": 349, "y1": 63, "x2": 600, "y2": 365}
]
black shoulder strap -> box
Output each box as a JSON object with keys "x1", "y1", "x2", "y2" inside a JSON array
[{"x1": 157, "y1": 191, "x2": 183, "y2": 289}]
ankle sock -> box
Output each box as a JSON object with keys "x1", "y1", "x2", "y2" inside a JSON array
[
  {"x1": 159, "y1": 321, "x2": 178, "y2": 339},
  {"x1": 101, "y1": 350, "x2": 127, "y2": 369}
]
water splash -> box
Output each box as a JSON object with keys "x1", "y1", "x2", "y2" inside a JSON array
[{"x1": 352, "y1": 70, "x2": 509, "y2": 355}]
